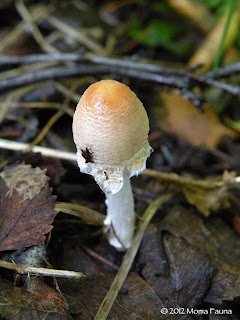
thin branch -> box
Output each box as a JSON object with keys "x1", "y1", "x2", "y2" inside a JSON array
[
  {"x1": 94, "y1": 193, "x2": 172, "y2": 320},
  {"x1": 142, "y1": 168, "x2": 240, "y2": 188},
  {"x1": 0, "y1": 4, "x2": 55, "y2": 53},
  {"x1": 47, "y1": 15, "x2": 106, "y2": 55},
  {"x1": 25, "y1": 81, "x2": 80, "y2": 150},
  {"x1": 0, "y1": 138, "x2": 77, "y2": 161},
  {"x1": 15, "y1": 0, "x2": 58, "y2": 54},
  {"x1": 0, "y1": 65, "x2": 184, "y2": 90},
  {"x1": 0, "y1": 61, "x2": 59, "y2": 81},
  {"x1": 81, "y1": 245, "x2": 119, "y2": 271},
  {"x1": 205, "y1": 62, "x2": 240, "y2": 78},
  {"x1": 55, "y1": 201, "x2": 105, "y2": 226},
  {"x1": 0, "y1": 61, "x2": 239, "y2": 98},
  {"x1": 0, "y1": 83, "x2": 50, "y2": 125},
  {"x1": 2, "y1": 53, "x2": 240, "y2": 79},
  {"x1": 0, "y1": 259, "x2": 84, "y2": 279},
  {"x1": 0, "y1": 101, "x2": 74, "y2": 116},
  {"x1": 25, "y1": 110, "x2": 64, "y2": 151},
  {"x1": 186, "y1": 73, "x2": 240, "y2": 96},
  {"x1": 0, "y1": 53, "x2": 85, "y2": 65},
  {"x1": 0, "y1": 53, "x2": 205, "y2": 77}
]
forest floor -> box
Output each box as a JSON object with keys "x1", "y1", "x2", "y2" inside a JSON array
[{"x1": 0, "y1": 1, "x2": 240, "y2": 319}]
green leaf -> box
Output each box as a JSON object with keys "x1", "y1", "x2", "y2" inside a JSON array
[
  {"x1": 129, "y1": 20, "x2": 189, "y2": 55},
  {"x1": 200, "y1": 0, "x2": 230, "y2": 17}
]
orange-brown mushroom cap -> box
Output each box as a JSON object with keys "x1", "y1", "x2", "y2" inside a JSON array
[{"x1": 72, "y1": 80, "x2": 152, "y2": 193}]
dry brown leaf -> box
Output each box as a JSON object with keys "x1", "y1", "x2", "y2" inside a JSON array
[
  {"x1": 138, "y1": 226, "x2": 214, "y2": 314},
  {"x1": 158, "y1": 91, "x2": 237, "y2": 149},
  {"x1": 205, "y1": 260, "x2": 240, "y2": 306},
  {"x1": 0, "y1": 164, "x2": 56, "y2": 251},
  {"x1": 60, "y1": 273, "x2": 170, "y2": 320},
  {"x1": 180, "y1": 170, "x2": 235, "y2": 216},
  {"x1": 232, "y1": 216, "x2": 240, "y2": 234},
  {"x1": 0, "y1": 277, "x2": 71, "y2": 320},
  {"x1": 8, "y1": 151, "x2": 66, "y2": 182},
  {"x1": 144, "y1": 169, "x2": 238, "y2": 216},
  {"x1": 160, "y1": 206, "x2": 240, "y2": 305}
]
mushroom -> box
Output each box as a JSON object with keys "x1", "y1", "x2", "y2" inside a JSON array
[{"x1": 72, "y1": 80, "x2": 152, "y2": 249}]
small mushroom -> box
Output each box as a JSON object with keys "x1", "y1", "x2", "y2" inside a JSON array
[{"x1": 72, "y1": 80, "x2": 152, "y2": 249}]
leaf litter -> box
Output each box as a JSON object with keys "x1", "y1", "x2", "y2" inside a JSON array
[
  {"x1": 1, "y1": 1, "x2": 240, "y2": 319},
  {"x1": 0, "y1": 164, "x2": 56, "y2": 251}
]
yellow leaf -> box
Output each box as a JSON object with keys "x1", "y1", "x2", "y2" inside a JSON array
[{"x1": 158, "y1": 91, "x2": 238, "y2": 149}]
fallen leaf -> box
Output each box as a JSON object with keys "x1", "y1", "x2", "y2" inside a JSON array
[
  {"x1": 117, "y1": 273, "x2": 167, "y2": 320},
  {"x1": 209, "y1": 315, "x2": 238, "y2": 320},
  {"x1": 60, "y1": 273, "x2": 171, "y2": 320},
  {"x1": 0, "y1": 277, "x2": 72, "y2": 320},
  {"x1": 144, "y1": 169, "x2": 238, "y2": 216},
  {"x1": 209, "y1": 307, "x2": 239, "y2": 320},
  {"x1": 8, "y1": 151, "x2": 66, "y2": 183},
  {"x1": 59, "y1": 229, "x2": 212, "y2": 319},
  {"x1": 205, "y1": 261, "x2": 240, "y2": 305},
  {"x1": 180, "y1": 170, "x2": 234, "y2": 216},
  {"x1": 137, "y1": 226, "x2": 214, "y2": 313},
  {"x1": 232, "y1": 216, "x2": 240, "y2": 234},
  {"x1": 0, "y1": 164, "x2": 56, "y2": 251},
  {"x1": 160, "y1": 206, "x2": 240, "y2": 305},
  {"x1": 157, "y1": 91, "x2": 237, "y2": 149}
]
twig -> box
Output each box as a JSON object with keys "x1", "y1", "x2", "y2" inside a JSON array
[
  {"x1": 0, "y1": 259, "x2": 84, "y2": 278},
  {"x1": 0, "y1": 65, "x2": 183, "y2": 91},
  {"x1": 0, "y1": 53, "x2": 85, "y2": 65},
  {"x1": 1, "y1": 64, "x2": 239, "y2": 98},
  {"x1": 0, "y1": 83, "x2": 50, "y2": 125},
  {"x1": 55, "y1": 201, "x2": 105, "y2": 226},
  {"x1": 142, "y1": 168, "x2": 240, "y2": 189},
  {"x1": 0, "y1": 61, "x2": 59, "y2": 81},
  {"x1": 0, "y1": 54, "x2": 188, "y2": 76},
  {"x1": 26, "y1": 110, "x2": 64, "y2": 151},
  {"x1": 205, "y1": 62, "x2": 240, "y2": 78},
  {"x1": 25, "y1": 80, "x2": 80, "y2": 150},
  {"x1": 94, "y1": 193, "x2": 172, "y2": 320},
  {"x1": 81, "y1": 245, "x2": 119, "y2": 271},
  {"x1": 47, "y1": 15, "x2": 105, "y2": 55},
  {"x1": 2, "y1": 53, "x2": 240, "y2": 79},
  {"x1": 0, "y1": 53, "x2": 208, "y2": 77},
  {"x1": 0, "y1": 138, "x2": 77, "y2": 161},
  {"x1": 1, "y1": 53, "x2": 239, "y2": 95},
  {"x1": 15, "y1": 0, "x2": 58, "y2": 54},
  {"x1": 0, "y1": 101, "x2": 74, "y2": 116},
  {"x1": 187, "y1": 73, "x2": 240, "y2": 95},
  {"x1": 0, "y1": 4, "x2": 55, "y2": 53},
  {"x1": 53, "y1": 80, "x2": 82, "y2": 103},
  {"x1": 0, "y1": 55, "x2": 239, "y2": 99}
]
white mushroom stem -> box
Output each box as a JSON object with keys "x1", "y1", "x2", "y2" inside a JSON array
[{"x1": 104, "y1": 172, "x2": 134, "y2": 249}]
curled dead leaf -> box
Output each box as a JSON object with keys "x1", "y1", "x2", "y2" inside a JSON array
[{"x1": 144, "y1": 169, "x2": 239, "y2": 216}]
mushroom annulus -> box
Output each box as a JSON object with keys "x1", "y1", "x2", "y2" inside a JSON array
[{"x1": 72, "y1": 79, "x2": 152, "y2": 249}]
